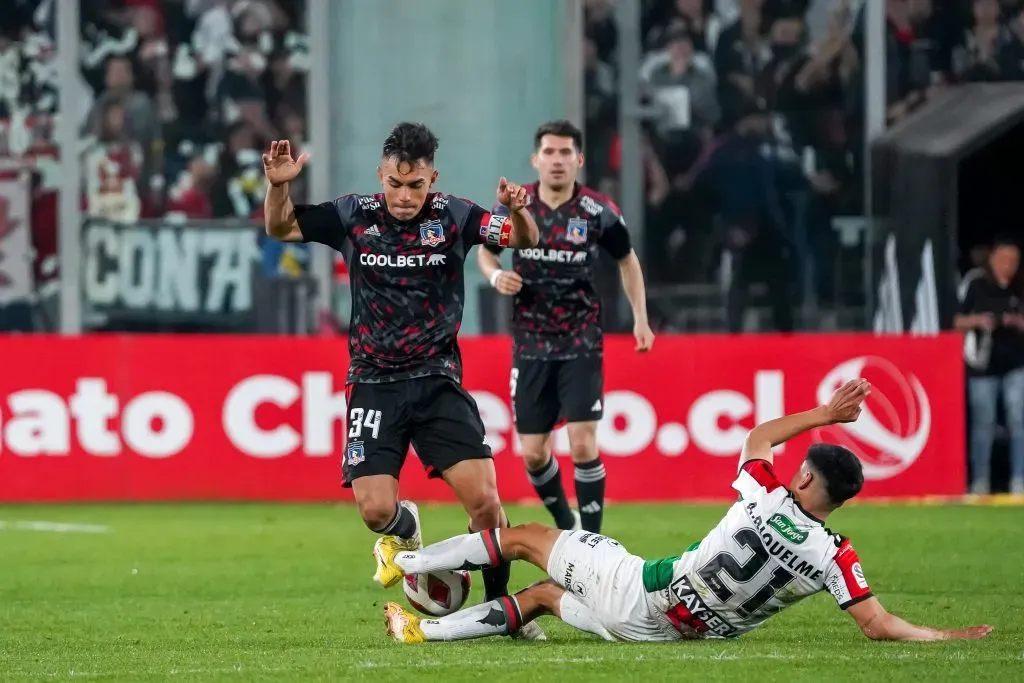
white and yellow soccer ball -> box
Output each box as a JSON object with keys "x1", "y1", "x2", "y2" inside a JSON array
[{"x1": 402, "y1": 570, "x2": 471, "y2": 617}]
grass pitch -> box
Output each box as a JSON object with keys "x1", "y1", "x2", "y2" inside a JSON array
[{"x1": 0, "y1": 502, "x2": 1020, "y2": 682}]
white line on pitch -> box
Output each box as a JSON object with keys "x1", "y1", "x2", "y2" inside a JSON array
[
  {"x1": 0, "y1": 520, "x2": 111, "y2": 534},
  {"x1": 7, "y1": 665, "x2": 290, "y2": 679},
  {"x1": 7, "y1": 650, "x2": 1012, "y2": 680},
  {"x1": 352, "y1": 649, "x2": 1015, "y2": 669},
  {"x1": 354, "y1": 653, "x2": 800, "y2": 669}
]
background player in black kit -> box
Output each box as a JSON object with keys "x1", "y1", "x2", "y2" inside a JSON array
[
  {"x1": 262, "y1": 123, "x2": 546, "y2": 639},
  {"x1": 477, "y1": 120, "x2": 654, "y2": 534}
]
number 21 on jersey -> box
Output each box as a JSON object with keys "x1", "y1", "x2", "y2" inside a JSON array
[{"x1": 698, "y1": 528, "x2": 796, "y2": 618}]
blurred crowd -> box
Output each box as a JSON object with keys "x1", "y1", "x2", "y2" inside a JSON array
[
  {"x1": 584, "y1": 0, "x2": 1024, "y2": 331},
  {"x1": 0, "y1": 0, "x2": 310, "y2": 331},
  {"x1": 77, "y1": 0, "x2": 309, "y2": 223},
  {"x1": 4, "y1": 0, "x2": 1024, "y2": 334},
  {"x1": 1, "y1": 0, "x2": 309, "y2": 220}
]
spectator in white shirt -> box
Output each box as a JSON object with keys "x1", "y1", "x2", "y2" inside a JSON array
[{"x1": 647, "y1": 24, "x2": 721, "y2": 139}]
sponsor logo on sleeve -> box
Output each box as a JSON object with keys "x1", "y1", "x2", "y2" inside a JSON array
[{"x1": 851, "y1": 562, "x2": 868, "y2": 589}]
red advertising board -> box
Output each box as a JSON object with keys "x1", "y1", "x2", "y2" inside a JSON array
[{"x1": 0, "y1": 334, "x2": 965, "y2": 503}]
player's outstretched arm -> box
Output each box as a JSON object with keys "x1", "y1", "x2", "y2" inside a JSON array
[
  {"x1": 495, "y1": 178, "x2": 539, "y2": 248},
  {"x1": 263, "y1": 140, "x2": 310, "y2": 241},
  {"x1": 740, "y1": 379, "x2": 871, "y2": 467},
  {"x1": 847, "y1": 596, "x2": 993, "y2": 641}
]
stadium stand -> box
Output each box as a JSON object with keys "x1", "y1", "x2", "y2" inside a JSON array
[
  {"x1": 0, "y1": 0, "x2": 309, "y2": 332},
  {"x1": 78, "y1": 0, "x2": 309, "y2": 222},
  {"x1": 3, "y1": 0, "x2": 1024, "y2": 335},
  {"x1": 585, "y1": 0, "x2": 1024, "y2": 332}
]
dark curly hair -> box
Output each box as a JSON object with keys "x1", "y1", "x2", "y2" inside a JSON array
[
  {"x1": 381, "y1": 122, "x2": 439, "y2": 166},
  {"x1": 806, "y1": 443, "x2": 864, "y2": 507}
]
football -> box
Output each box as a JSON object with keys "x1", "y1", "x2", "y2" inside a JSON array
[{"x1": 402, "y1": 570, "x2": 471, "y2": 617}]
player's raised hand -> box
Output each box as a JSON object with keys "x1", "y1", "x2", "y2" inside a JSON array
[
  {"x1": 824, "y1": 378, "x2": 871, "y2": 424},
  {"x1": 263, "y1": 140, "x2": 310, "y2": 187},
  {"x1": 497, "y1": 177, "x2": 528, "y2": 211},
  {"x1": 634, "y1": 321, "x2": 655, "y2": 352},
  {"x1": 493, "y1": 270, "x2": 523, "y2": 296},
  {"x1": 941, "y1": 624, "x2": 994, "y2": 640}
]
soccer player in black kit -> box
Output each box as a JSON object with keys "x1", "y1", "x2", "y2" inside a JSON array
[
  {"x1": 478, "y1": 120, "x2": 654, "y2": 534},
  {"x1": 262, "y1": 123, "x2": 547, "y2": 640}
]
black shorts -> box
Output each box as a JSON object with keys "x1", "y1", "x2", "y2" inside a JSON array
[
  {"x1": 342, "y1": 375, "x2": 492, "y2": 487},
  {"x1": 511, "y1": 356, "x2": 604, "y2": 434}
]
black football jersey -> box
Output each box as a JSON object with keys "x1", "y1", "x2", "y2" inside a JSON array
[
  {"x1": 297, "y1": 192, "x2": 511, "y2": 383},
  {"x1": 486, "y1": 183, "x2": 632, "y2": 359}
]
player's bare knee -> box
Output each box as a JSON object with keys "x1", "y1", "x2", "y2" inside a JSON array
[
  {"x1": 533, "y1": 581, "x2": 565, "y2": 611},
  {"x1": 569, "y1": 438, "x2": 597, "y2": 464},
  {"x1": 518, "y1": 433, "x2": 552, "y2": 471},
  {"x1": 508, "y1": 521, "x2": 547, "y2": 538},
  {"x1": 516, "y1": 580, "x2": 563, "y2": 616},
  {"x1": 518, "y1": 521, "x2": 551, "y2": 535},
  {"x1": 464, "y1": 489, "x2": 504, "y2": 530},
  {"x1": 521, "y1": 449, "x2": 551, "y2": 471},
  {"x1": 356, "y1": 498, "x2": 395, "y2": 532},
  {"x1": 351, "y1": 475, "x2": 401, "y2": 532},
  {"x1": 567, "y1": 425, "x2": 598, "y2": 464}
]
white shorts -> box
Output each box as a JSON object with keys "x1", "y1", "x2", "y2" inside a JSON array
[{"x1": 546, "y1": 530, "x2": 680, "y2": 642}]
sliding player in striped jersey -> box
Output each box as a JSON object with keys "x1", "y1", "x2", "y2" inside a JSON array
[{"x1": 374, "y1": 379, "x2": 993, "y2": 644}]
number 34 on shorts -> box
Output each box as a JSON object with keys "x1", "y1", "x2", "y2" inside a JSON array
[
  {"x1": 341, "y1": 376, "x2": 493, "y2": 488},
  {"x1": 345, "y1": 408, "x2": 382, "y2": 467}
]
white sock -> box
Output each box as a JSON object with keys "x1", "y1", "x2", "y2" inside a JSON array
[
  {"x1": 396, "y1": 529, "x2": 502, "y2": 574},
  {"x1": 558, "y1": 592, "x2": 614, "y2": 641},
  {"x1": 420, "y1": 596, "x2": 523, "y2": 641}
]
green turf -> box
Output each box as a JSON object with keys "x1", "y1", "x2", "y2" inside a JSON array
[{"x1": 0, "y1": 503, "x2": 1019, "y2": 682}]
